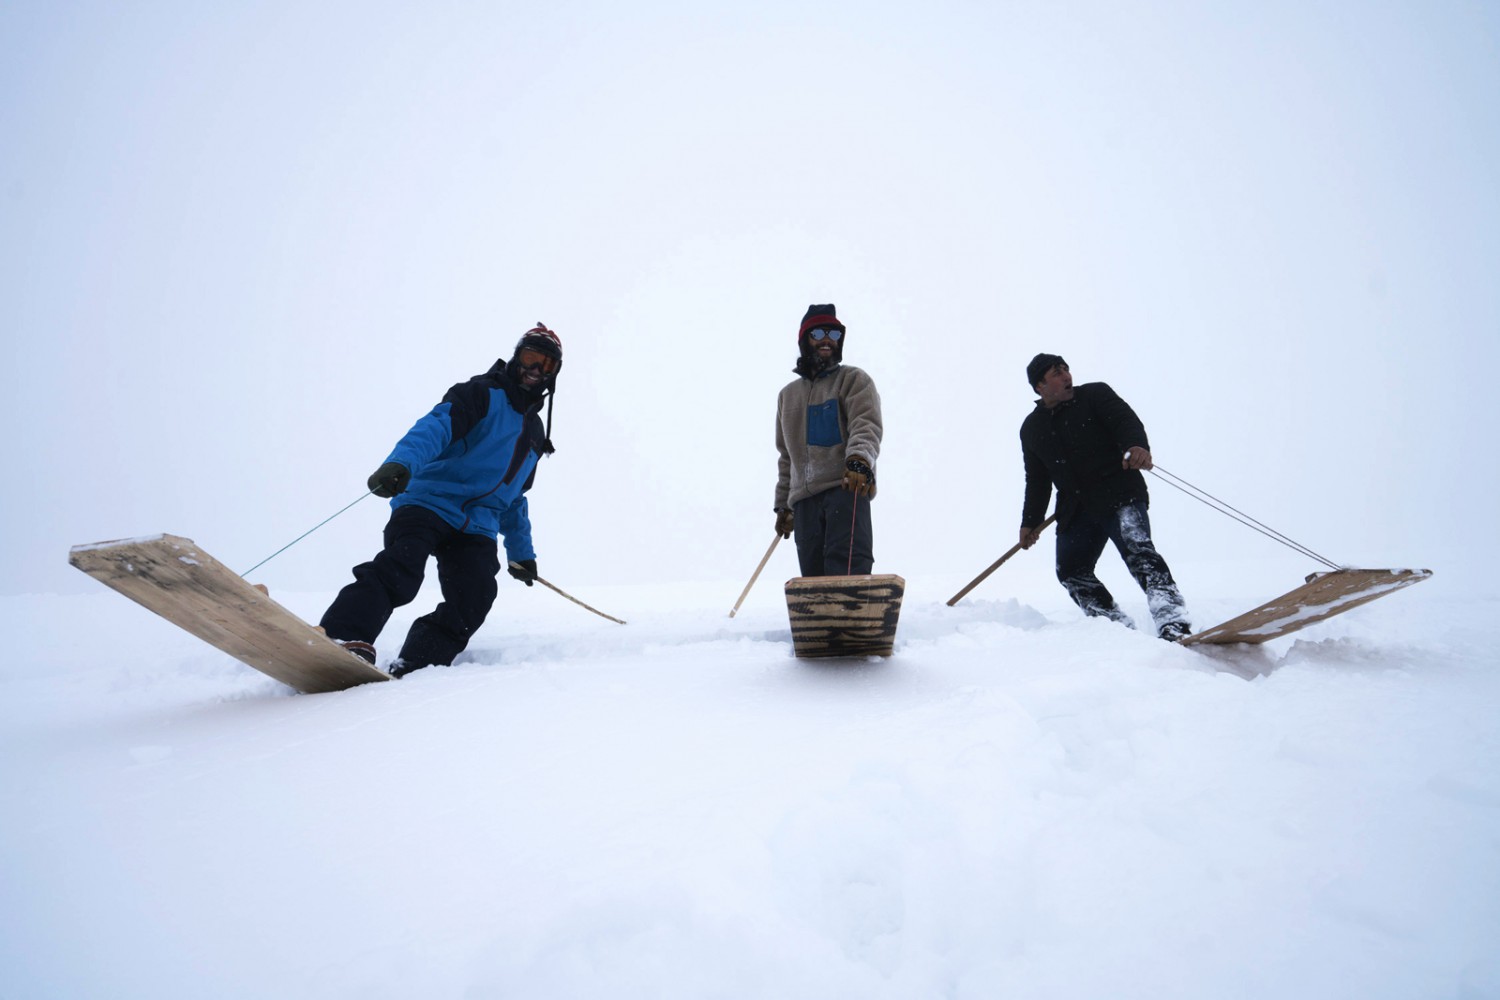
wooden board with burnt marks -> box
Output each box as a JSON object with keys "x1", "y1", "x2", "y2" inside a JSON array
[
  {"x1": 784, "y1": 574, "x2": 906, "y2": 658},
  {"x1": 1182, "y1": 567, "x2": 1432, "y2": 646},
  {"x1": 69, "y1": 534, "x2": 390, "y2": 694}
]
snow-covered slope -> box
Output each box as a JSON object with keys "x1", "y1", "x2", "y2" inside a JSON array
[{"x1": 2, "y1": 569, "x2": 1496, "y2": 999}]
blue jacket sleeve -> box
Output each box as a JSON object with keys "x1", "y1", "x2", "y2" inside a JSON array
[
  {"x1": 383, "y1": 382, "x2": 493, "y2": 473},
  {"x1": 497, "y1": 495, "x2": 535, "y2": 562},
  {"x1": 385, "y1": 402, "x2": 454, "y2": 472}
]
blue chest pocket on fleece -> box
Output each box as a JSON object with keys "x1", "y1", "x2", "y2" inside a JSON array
[{"x1": 806, "y1": 399, "x2": 842, "y2": 447}]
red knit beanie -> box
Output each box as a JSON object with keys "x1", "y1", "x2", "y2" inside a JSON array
[{"x1": 798, "y1": 304, "x2": 844, "y2": 339}]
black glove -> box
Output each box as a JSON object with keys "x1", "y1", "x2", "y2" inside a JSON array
[
  {"x1": 508, "y1": 559, "x2": 538, "y2": 587},
  {"x1": 775, "y1": 507, "x2": 795, "y2": 539},
  {"x1": 367, "y1": 462, "x2": 411, "y2": 498}
]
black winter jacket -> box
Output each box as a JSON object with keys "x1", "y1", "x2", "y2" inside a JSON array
[{"x1": 1020, "y1": 382, "x2": 1151, "y2": 529}]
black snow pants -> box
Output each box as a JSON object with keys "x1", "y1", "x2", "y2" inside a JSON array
[
  {"x1": 320, "y1": 504, "x2": 500, "y2": 669},
  {"x1": 793, "y1": 486, "x2": 874, "y2": 577},
  {"x1": 1054, "y1": 500, "x2": 1188, "y2": 631}
]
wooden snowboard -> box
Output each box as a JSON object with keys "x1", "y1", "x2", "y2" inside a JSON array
[
  {"x1": 1181, "y1": 567, "x2": 1432, "y2": 646},
  {"x1": 785, "y1": 574, "x2": 905, "y2": 658},
  {"x1": 69, "y1": 534, "x2": 391, "y2": 694}
]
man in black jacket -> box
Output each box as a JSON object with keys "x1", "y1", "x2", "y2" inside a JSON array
[{"x1": 1018, "y1": 353, "x2": 1190, "y2": 640}]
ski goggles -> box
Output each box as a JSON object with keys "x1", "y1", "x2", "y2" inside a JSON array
[
  {"x1": 516, "y1": 348, "x2": 559, "y2": 374},
  {"x1": 807, "y1": 327, "x2": 843, "y2": 342}
]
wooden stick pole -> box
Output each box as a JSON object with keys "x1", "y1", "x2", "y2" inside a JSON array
[
  {"x1": 510, "y1": 562, "x2": 626, "y2": 625},
  {"x1": 729, "y1": 534, "x2": 782, "y2": 618},
  {"x1": 946, "y1": 514, "x2": 1057, "y2": 607}
]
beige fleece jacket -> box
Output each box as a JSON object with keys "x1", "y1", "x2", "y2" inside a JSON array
[{"x1": 774, "y1": 364, "x2": 883, "y2": 509}]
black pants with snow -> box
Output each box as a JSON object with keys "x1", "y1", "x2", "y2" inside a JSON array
[
  {"x1": 793, "y1": 487, "x2": 874, "y2": 577},
  {"x1": 1055, "y1": 501, "x2": 1188, "y2": 631},
  {"x1": 319, "y1": 504, "x2": 500, "y2": 670}
]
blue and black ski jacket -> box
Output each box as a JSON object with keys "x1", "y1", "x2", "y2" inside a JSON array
[{"x1": 384, "y1": 364, "x2": 549, "y2": 561}]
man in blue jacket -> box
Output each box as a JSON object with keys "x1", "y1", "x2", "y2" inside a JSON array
[
  {"x1": 1018, "y1": 353, "x2": 1190, "y2": 641},
  {"x1": 320, "y1": 323, "x2": 563, "y2": 677}
]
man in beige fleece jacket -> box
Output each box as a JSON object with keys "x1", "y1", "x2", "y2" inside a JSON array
[{"x1": 774, "y1": 304, "x2": 884, "y2": 577}]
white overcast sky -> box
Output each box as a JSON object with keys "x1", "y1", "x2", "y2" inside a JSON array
[{"x1": 3, "y1": 1, "x2": 1497, "y2": 598}]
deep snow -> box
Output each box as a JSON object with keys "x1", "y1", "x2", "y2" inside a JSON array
[
  {"x1": 6, "y1": 3, "x2": 1497, "y2": 996},
  {"x1": 3, "y1": 555, "x2": 1497, "y2": 999}
]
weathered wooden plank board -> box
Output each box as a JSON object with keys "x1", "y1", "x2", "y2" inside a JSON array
[
  {"x1": 1182, "y1": 568, "x2": 1432, "y2": 646},
  {"x1": 785, "y1": 574, "x2": 905, "y2": 658},
  {"x1": 68, "y1": 534, "x2": 390, "y2": 694}
]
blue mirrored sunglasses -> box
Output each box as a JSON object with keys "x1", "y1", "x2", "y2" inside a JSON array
[{"x1": 808, "y1": 327, "x2": 843, "y2": 342}]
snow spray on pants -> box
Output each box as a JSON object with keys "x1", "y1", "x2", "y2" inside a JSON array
[{"x1": 1054, "y1": 500, "x2": 1188, "y2": 630}]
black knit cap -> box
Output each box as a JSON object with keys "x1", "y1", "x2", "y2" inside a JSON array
[
  {"x1": 799, "y1": 304, "x2": 844, "y2": 339},
  {"x1": 1027, "y1": 353, "x2": 1067, "y2": 390}
]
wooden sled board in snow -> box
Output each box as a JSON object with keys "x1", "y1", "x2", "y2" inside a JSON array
[
  {"x1": 785, "y1": 574, "x2": 905, "y2": 658},
  {"x1": 68, "y1": 534, "x2": 390, "y2": 694},
  {"x1": 1181, "y1": 567, "x2": 1432, "y2": 646}
]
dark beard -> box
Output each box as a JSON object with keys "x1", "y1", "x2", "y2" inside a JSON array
[{"x1": 794, "y1": 349, "x2": 839, "y2": 378}]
